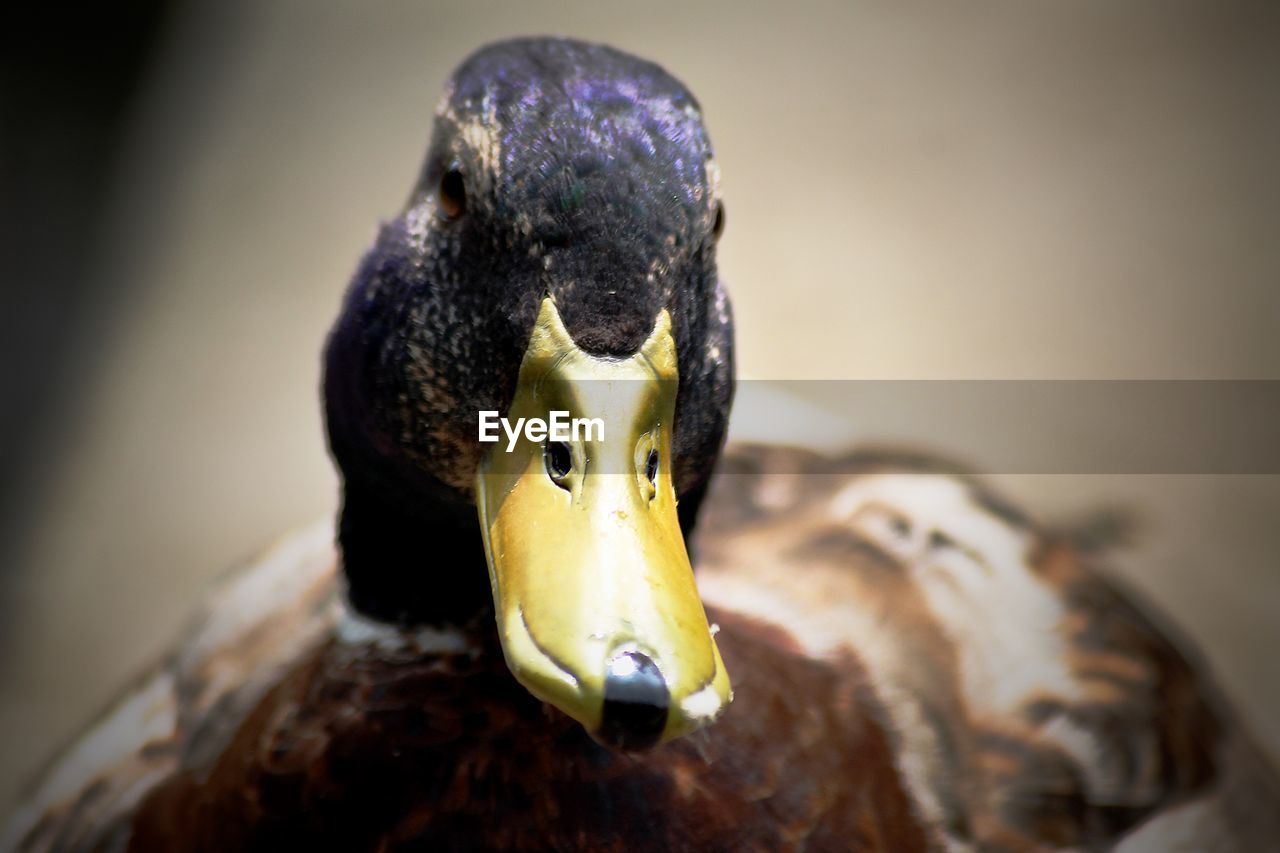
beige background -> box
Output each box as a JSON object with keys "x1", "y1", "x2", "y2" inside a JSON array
[{"x1": 3, "y1": 0, "x2": 1278, "y2": 812}]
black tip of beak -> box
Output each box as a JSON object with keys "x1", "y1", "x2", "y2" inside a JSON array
[{"x1": 599, "y1": 651, "x2": 669, "y2": 751}]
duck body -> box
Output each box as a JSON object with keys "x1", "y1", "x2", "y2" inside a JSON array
[
  {"x1": 11, "y1": 447, "x2": 1280, "y2": 850},
  {"x1": 7, "y1": 37, "x2": 1280, "y2": 852},
  {"x1": 125, "y1": 606, "x2": 924, "y2": 851},
  {"x1": 4, "y1": 508, "x2": 928, "y2": 852},
  {"x1": 697, "y1": 448, "x2": 1280, "y2": 851}
]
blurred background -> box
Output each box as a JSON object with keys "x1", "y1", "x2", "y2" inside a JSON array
[{"x1": 1, "y1": 0, "x2": 1277, "y2": 814}]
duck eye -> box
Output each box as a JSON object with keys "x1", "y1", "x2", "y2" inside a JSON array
[
  {"x1": 711, "y1": 202, "x2": 725, "y2": 240},
  {"x1": 644, "y1": 448, "x2": 659, "y2": 486},
  {"x1": 439, "y1": 168, "x2": 466, "y2": 219},
  {"x1": 545, "y1": 440, "x2": 572, "y2": 485}
]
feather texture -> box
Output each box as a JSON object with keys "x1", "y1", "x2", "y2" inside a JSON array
[{"x1": 7, "y1": 449, "x2": 1278, "y2": 851}]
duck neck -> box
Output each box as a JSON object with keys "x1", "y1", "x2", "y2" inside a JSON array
[
  {"x1": 338, "y1": 469, "x2": 711, "y2": 628},
  {"x1": 338, "y1": 474, "x2": 494, "y2": 628}
]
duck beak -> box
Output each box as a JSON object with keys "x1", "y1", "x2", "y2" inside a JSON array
[{"x1": 475, "y1": 297, "x2": 731, "y2": 750}]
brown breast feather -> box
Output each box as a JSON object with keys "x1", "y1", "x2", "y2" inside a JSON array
[
  {"x1": 125, "y1": 609, "x2": 930, "y2": 852},
  {"x1": 15, "y1": 444, "x2": 1275, "y2": 851}
]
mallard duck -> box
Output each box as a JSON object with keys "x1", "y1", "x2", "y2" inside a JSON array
[{"x1": 6, "y1": 37, "x2": 1278, "y2": 852}]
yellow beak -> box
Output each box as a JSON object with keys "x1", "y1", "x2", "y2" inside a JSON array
[{"x1": 476, "y1": 297, "x2": 731, "y2": 749}]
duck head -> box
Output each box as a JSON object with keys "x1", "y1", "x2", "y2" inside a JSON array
[{"x1": 323, "y1": 38, "x2": 734, "y2": 750}]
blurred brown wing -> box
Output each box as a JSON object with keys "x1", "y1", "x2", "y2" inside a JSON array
[
  {"x1": 696, "y1": 444, "x2": 1280, "y2": 850},
  {"x1": 4, "y1": 522, "x2": 339, "y2": 852}
]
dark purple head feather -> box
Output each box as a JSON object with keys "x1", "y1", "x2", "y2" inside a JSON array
[{"x1": 323, "y1": 37, "x2": 733, "y2": 624}]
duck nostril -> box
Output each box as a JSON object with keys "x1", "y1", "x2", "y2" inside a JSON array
[
  {"x1": 545, "y1": 440, "x2": 572, "y2": 486},
  {"x1": 598, "y1": 651, "x2": 669, "y2": 751}
]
